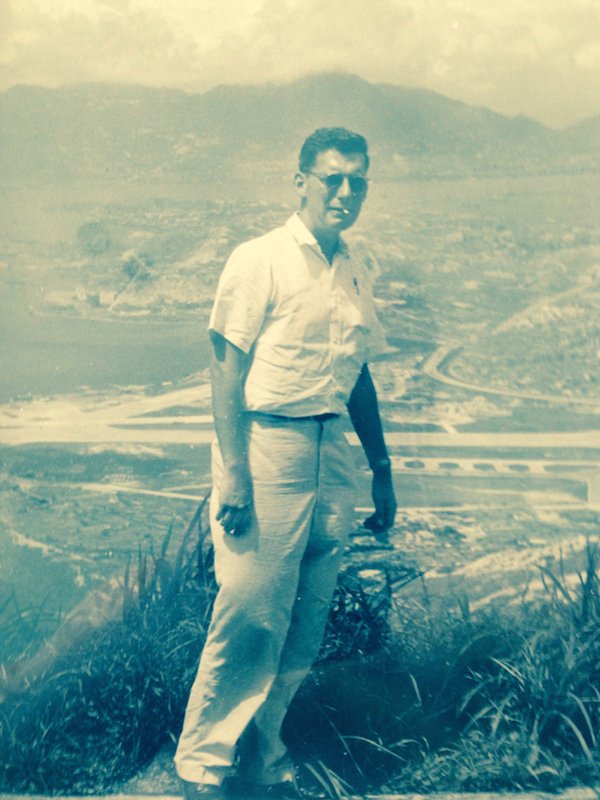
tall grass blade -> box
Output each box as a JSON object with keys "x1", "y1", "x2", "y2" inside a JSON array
[
  {"x1": 567, "y1": 692, "x2": 597, "y2": 748},
  {"x1": 559, "y1": 712, "x2": 594, "y2": 762}
]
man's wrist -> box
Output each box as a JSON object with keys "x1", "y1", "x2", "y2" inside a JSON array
[{"x1": 370, "y1": 456, "x2": 392, "y2": 476}]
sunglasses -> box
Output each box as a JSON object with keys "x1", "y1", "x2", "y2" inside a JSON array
[{"x1": 305, "y1": 171, "x2": 369, "y2": 196}]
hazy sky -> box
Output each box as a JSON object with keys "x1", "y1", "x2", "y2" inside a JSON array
[{"x1": 2, "y1": 0, "x2": 600, "y2": 128}]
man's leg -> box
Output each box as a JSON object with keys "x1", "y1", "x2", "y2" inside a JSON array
[
  {"x1": 174, "y1": 416, "x2": 323, "y2": 787},
  {"x1": 242, "y1": 417, "x2": 357, "y2": 784}
]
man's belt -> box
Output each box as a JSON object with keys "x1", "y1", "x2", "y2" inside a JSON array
[
  {"x1": 296, "y1": 412, "x2": 339, "y2": 423},
  {"x1": 250, "y1": 411, "x2": 340, "y2": 424}
]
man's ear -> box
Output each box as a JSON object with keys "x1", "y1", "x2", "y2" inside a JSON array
[{"x1": 293, "y1": 171, "x2": 307, "y2": 199}]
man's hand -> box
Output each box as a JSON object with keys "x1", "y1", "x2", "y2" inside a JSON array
[
  {"x1": 364, "y1": 470, "x2": 396, "y2": 533},
  {"x1": 216, "y1": 463, "x2": 253, "y2": 537}
]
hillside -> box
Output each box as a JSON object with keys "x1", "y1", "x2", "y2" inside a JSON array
[{"x1": 1, "y1": 73, "x2": 595, "y2": 183}]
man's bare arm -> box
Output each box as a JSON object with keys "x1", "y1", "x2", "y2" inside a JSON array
[
  {"x1": 347, "y1": 363, "x2": 397, "y2": 531},
  {"x1": 210, "y1": 332, "x2": 252, "y2": 536}
]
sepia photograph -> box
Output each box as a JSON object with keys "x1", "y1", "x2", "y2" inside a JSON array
[{"x1": 1, "y1": 1, "x2": 599, "y2": 798}]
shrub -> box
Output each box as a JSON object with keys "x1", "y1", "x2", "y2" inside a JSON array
[{"x1": 293, "y1": 541, "x2": 600, "y2": 795}]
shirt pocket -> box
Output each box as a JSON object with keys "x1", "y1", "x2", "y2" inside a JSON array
[{"x1": 339, "y1": 294, "x2": 371, "y2": 361}]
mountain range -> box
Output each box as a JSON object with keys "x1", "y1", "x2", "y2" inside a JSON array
[{"x1": 1, "y1": 73, "x2": 599, "y2": 183}]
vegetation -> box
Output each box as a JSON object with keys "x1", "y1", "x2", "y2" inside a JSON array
[
  {"x1": 0, "y1": 503, "x2": 598, "y2": 797},
  {"x1": 0, "y1": 501, "x2": 214, "y2": 793},
  {"x1": 293, "y1": 542, "x2": 600, "y2": 796}
]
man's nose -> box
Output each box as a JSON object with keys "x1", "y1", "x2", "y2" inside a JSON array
[{"x1": 335, "y1": 177, "x2": 353, "y2": 198}]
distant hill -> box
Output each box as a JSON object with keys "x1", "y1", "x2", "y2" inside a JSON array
[
  {"x1": 565, "y1": 113, "x2": 600, "y2": 150},
  {"x1": 0, "y1": 73, "x2": 597, "y2": 183}
]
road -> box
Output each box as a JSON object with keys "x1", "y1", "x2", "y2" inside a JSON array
[
  {"x1": 422, "y1": 344, "x2": 600, "y2": 409},
  {"x1": 422, "y1": 260, "x2": 600, "y2": 410}
]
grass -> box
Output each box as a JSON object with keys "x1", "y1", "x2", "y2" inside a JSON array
[
  {"x1": 0, "y1": 503, "x2": 599, "y2": 796},
  {"x1": 0, "y1": 500, "x2": 215, "y2": 793},
  {"x1": 289, "y1": 541, "x2": 600, "y2": 796}
]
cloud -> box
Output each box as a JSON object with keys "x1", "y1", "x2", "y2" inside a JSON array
[
  {"x1": 1, "y1": 0, "x2": 600, "y2": 126},
  {"x1": 575, "y1": 40, "x2": 600, "y2": 69}
]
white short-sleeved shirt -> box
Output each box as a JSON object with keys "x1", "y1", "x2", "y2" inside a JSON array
[{"x1": 208, "y1": 213, "x2": 387, "y2": 417}]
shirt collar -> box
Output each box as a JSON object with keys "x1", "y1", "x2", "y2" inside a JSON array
[{"x1": 285, "y1": 213, "x2": 350, "y2": 258}]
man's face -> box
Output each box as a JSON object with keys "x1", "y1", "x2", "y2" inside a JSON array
[{"x1": 295, "y1": 148, "x2": 368, "y2": 236}]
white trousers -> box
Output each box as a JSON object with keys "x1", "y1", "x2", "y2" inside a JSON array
[{"x1": 174, "y1": 413, "x2": 356, "y2": 786}]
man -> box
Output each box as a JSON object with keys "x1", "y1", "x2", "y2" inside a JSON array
[{"x1": 174, "y1": 127, "x2": 396, "y2": 799}]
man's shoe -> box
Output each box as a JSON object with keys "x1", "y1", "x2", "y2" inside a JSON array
[
  {"x1": 181, "y1": 778, "x2": 227, "y2": 800},
  {"x1": 227, "y1": 778, "x2": 302, "y2": 799}
]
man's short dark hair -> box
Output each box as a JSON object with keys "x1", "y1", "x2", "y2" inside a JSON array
[{"x1": 299, "y1": 127, "x2": 370, "y2": 173}]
